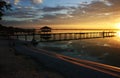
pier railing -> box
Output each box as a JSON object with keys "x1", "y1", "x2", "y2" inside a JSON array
[{"x1": 10, "y1": 31, "x2": 116, "y2": 42}]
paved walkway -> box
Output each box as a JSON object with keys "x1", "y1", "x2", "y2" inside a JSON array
[{"x1": 0, "y1": 37, "x2": 64, "y2": 78}]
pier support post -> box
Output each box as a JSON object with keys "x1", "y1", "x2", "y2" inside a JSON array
[
  {"x1": 25, "y1": 35, "x2": 27, "y2": 41},
  {"x1": 102, "y1": 31, "x2": 105, "y2": 38},
  {"x1": 16, "y1": 35, "x2": 19, "y2": 39},
  {"x1": 32, "y1": 33, "x2": 35, "y2": 41},
  {"x1": 59, "y1": 33, "x2": 61, "y2": 40}
]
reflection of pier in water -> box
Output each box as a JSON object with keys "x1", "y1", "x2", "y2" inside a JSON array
[{"x1": 12, "y1": 31, "x2": 116, "y2": 42}]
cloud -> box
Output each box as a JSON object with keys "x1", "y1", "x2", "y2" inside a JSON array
[
  {"x1": 14, "y1": 0, "x2": 20, "y2": 5},
  {"x1": 3, "y1": 5, "x2": 41, "y2": 21},
  {"x1": 32, "y1": 0, "x2": 43, "y2": 4},
  {"x1": 41, "y1": 6, "x2": 76, "y2": 14},
  {"x1": 42, "y1": 6, "x2": 67, "y2": 12},
  {"x1": 12, "y1": 0, "x2": 43, "y2": 5},
  {"x1": 72, "y1": 0, "x2": 119, "y2": 16},
  {"x1": 2, "y1": 0, "x2": 120, "y2": 28},
  {"x1": 97, "y1": 0, "x2": 113, "y2": 6}
]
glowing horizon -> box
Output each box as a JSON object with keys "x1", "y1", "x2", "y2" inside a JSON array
[{"x1": 1, "y1": 0, "x2": 120, "y2": 29}]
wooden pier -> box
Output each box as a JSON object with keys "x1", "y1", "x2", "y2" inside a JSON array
[{"x1": 11, "y1": 31, "x2": 116, "y2": 42}]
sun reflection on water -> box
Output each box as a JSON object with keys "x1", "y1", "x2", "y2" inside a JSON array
[{"x1": 116, "y1": 31, "x2": 120, "y2": 37}]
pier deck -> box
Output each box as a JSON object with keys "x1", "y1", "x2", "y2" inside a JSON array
[{"x1": 11, "y1": 31, "x2": 116, "y2": 42}]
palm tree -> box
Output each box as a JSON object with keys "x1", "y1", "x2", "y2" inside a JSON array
[{"x1": 0, "y1": 0, "x2": 11, "y2": 20}]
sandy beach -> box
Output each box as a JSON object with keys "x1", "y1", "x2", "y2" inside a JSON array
[{"x1": 0, "y1": 37, "x2": 64, "y2": 78}]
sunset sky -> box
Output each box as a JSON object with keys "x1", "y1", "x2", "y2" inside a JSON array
[{"x1": 1, "y1": 0, "x2": 120, "y2": 29}]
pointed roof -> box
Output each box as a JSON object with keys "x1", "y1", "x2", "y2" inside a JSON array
[
  {"x1": 40, "y1": 26, "x2": 52, "y2": 32},
  {"x1": 40, "y1": 26, "x2": 51, "y2": 29}
]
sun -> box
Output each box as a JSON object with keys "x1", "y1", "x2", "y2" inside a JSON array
[
  {"x1": 116, "y1": 23, "x2": 120, "y2": 29},
  {"x1": 115, "y1": 23, "x2": 120, "y2": 37},
  {"x1": 117, "y1": 32, "x2": 120, "y2": 37}
]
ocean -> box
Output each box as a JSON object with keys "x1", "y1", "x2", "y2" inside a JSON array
[{"x1": 18, "y1": 30, "x2": 120, "y2": 67}]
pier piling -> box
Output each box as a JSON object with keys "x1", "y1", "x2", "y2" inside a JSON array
[{"x1": 12, "y1": 31, "x2": 116, "y2": 42}]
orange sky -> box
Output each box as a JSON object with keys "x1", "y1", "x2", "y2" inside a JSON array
[{"x1": 1, "y1": 0, "x2": 120, "y2": 29}]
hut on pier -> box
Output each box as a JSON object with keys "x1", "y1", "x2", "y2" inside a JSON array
[{"x1": 40, "y1": 26, "x2": 52, "y2": 40}]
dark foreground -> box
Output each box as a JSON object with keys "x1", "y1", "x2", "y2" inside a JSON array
[{"x1": 0, "y1": 37, "x2": 64, "y2": 78}]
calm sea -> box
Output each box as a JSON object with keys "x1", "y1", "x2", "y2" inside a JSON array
[{"x1": 19, "y1": 30, "x2": 120, "y2": 67}]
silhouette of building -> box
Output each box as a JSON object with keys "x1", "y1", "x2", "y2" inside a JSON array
[
  {"x1": 40, "y1": 26, "x2": 52, "y2": 32},
  {"x1": 40, "y1": 26, "x2": 52, "y2": 40}
]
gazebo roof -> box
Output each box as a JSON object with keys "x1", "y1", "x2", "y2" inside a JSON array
[
  {"x1": 40, "y1": 26, "x2": 52, "y2": 32},
  {"x1": 40, "y1": 26, "x2": 51, "y2": 29}
]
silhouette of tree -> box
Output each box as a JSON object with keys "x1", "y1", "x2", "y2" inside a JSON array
[
  {"x1": 0, "y1": 0, "x2": 11, "y2": 33},
  {"x1": 0, "y1": 0, "x2": 11, "y2": 20}
]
